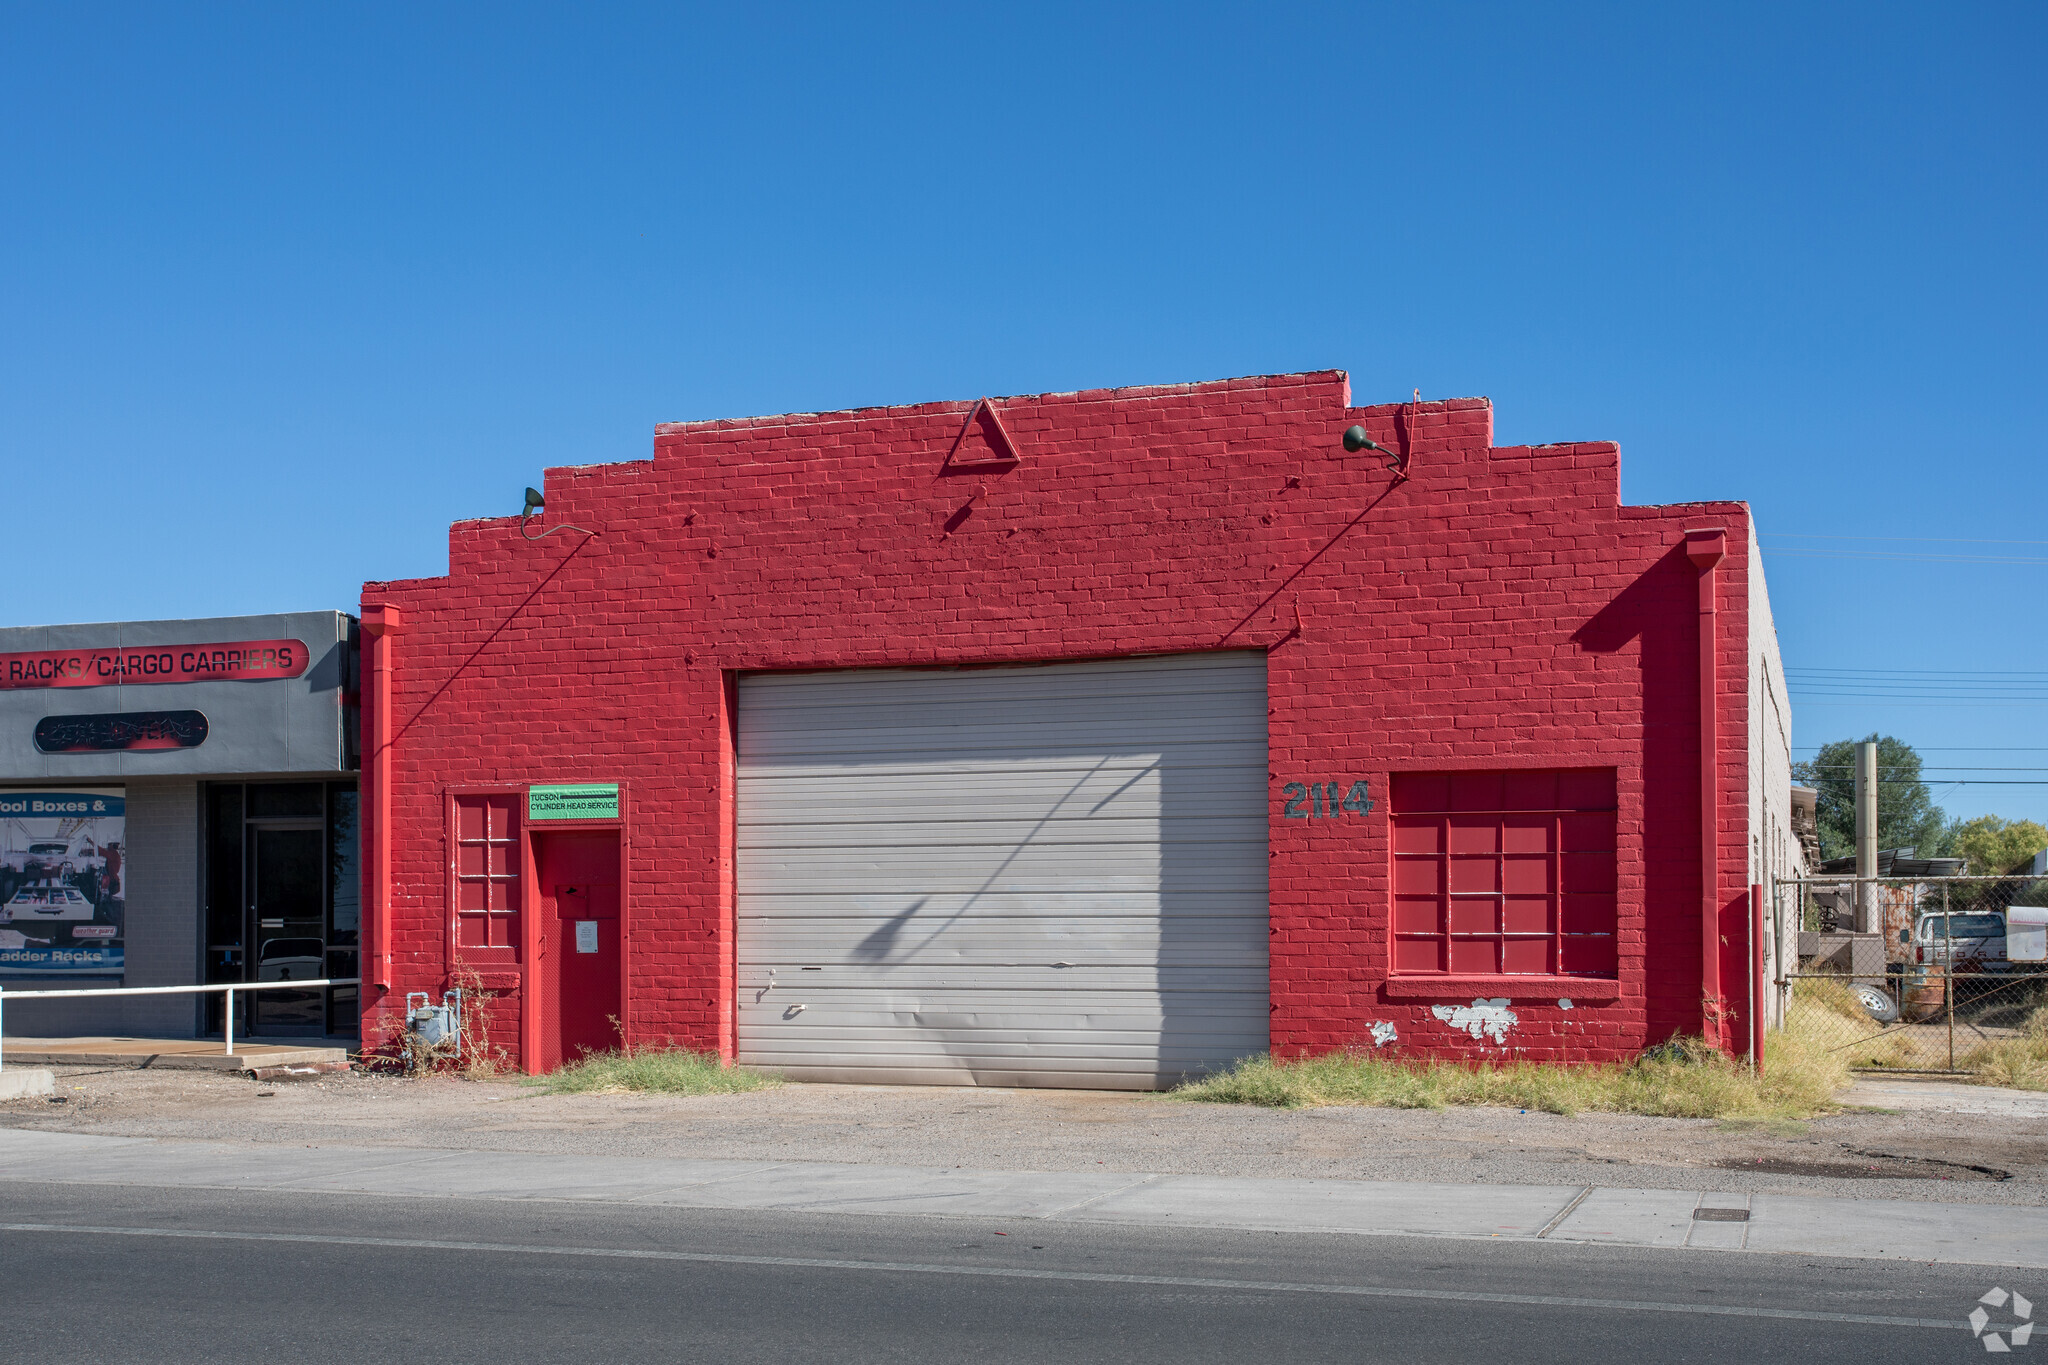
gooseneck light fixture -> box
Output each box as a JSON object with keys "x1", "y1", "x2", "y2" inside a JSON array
[
  {"x1": 519, "y1": 485, "x2": 598, "y2": 542},
  {"x1": 1342, "y1": 425, "x2": 1409, "y2": 482}
]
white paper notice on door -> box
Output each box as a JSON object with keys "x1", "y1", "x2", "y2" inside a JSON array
[{"x1": 575, "y1": 920, "x2": 599, "y2": 954}]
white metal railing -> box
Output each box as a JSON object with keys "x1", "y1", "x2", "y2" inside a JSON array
[{"x1": 0, "y1": 978, "x2": 358, "y2": 1073}]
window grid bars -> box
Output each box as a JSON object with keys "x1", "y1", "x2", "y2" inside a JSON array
[
  {"x1": 453, "y1": 796, "x2": 521, "y2": 947},
  {"x1": 1391, "y1": 803, "x2": 1615, "y2": 977}
]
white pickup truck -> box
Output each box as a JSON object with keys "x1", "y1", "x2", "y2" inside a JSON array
[{"x1": 1908, "y1": 907, "x2": 2048, "y2": 973}]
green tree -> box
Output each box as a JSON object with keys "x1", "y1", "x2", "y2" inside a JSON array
[
  {"x1": 1942, "y1": 814, "x2": 2048, "y2": 912},
  {"x1": 1790, "y1": 734, "x2": 1949, "y2": 862},
  {"x1": 1946, "y1": 815, "x2": 2048, "y2": 877}
]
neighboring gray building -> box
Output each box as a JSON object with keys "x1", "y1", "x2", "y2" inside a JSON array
[{"x1": 0, "y1": 612, "x2": 359, "y2": 1040}]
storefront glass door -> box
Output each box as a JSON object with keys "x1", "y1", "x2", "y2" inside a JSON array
[
  {"x1": 249, "y1": 824, "x2": 324, "y2": 1034},
  {"x1": 203, "y1": 781, "x2": 360, "y2": 1040}
]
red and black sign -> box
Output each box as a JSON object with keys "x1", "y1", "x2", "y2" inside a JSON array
[
  {"x1": 0, "y1": 639, "x2": 307, "y2": 691},
  {"x1": 34, "y1": 710, "x2": 210, "y2": 753}
]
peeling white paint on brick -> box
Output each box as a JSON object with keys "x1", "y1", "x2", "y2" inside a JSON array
[
  {"x1": 1557, "y1": 998, "x2": 1574, "y2": 1010},
  {"x1": 1431, "y1": 997, "x2": 1518, "y2": 1043},
  {"x1": 1369, "y1": 1020, "x2": 1398, "y2": 1048}
]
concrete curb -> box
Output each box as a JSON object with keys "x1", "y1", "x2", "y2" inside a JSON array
[{"x1": 2, "y1": 1128, "x2": 2044, "y2": 1268}]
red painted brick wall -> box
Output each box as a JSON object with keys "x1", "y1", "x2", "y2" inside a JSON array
[{"x1": 360, "y1": 371, "x2": 1753, "y2": 1071}]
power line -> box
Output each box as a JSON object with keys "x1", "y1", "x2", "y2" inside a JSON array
[
  {"x1": 1790, "y1": 692, "x2": 2048, "y2": 699},
  {"x1": 1763, "y1": 548, "x2": 2048, "y2": 566},
  {"x1": 1791, "y1": 696, "x2": 2048, "y2": 702},
  {"x1": 1767, "y1": 533, "x2": 2048, "y2": 547},
  {"x1": 1800, "y1": 766, "x2": 2048, "y2": 773},
  {"x1": 1785, "y1": 683, "x2": 2048, "y2": 695},
  {"x1": 1787, "y1": 680, "x2": 2048, "y2": 688},
  {"x1": 1796, "y1": 779, "x2": 2048, "y2": 785},
  {"x1": 1789, "y1": 690, "x2": 2048, "y2": 696},
  {"x1": 1793, "y1": 702, "x2": 2048, "y2": 708},
  {"x1": 1785, "y1": 673, "x2": 2048, "y2": 697},
  {"x1": 1787, "y1": 667, "x2": 2048, "y2": 676},
  {"x1": 1788, "y1": 680, "x2": 2048, "y2": 687},
  {"x1": 1789, "y1": 680, "x2": 2048, "y2": 688}
]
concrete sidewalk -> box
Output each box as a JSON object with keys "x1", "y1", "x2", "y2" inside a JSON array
[
  {"x1": 2, "y1": 1128, "x2": 2043, "y2": 1268},
  {"x1": 1843, "y1": 1076, "x2": 2048, "y2": 1118}
]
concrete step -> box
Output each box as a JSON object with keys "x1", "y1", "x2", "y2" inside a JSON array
[
  {"x1": 0, "y1": 1068, "x2": 54, "y2": 1100},
  {"x1": 0, "y1": 1037, "x2": 350, "y2": 1073}
]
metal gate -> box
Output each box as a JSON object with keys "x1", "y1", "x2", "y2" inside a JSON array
[
  {"x1": 734, "y1": 652, "x2": 1271, "y2": 1090},
  {"x1": 1775, "y1": 875, "x2": 2048, "y2": 1076}
]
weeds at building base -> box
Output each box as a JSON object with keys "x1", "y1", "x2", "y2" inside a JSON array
[
  {"x1": 1170, "y1": 1000, "x2": 1852, "y2": 1119},
  {"x1": 523, "y1": 1044, "x2": 781, "y2": 1096}
]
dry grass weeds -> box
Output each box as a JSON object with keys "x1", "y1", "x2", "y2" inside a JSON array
[
  {"x1": 1960, "y1": 1004, "x2": 2048, "y2": 1091},
  {"x1": 1171, "y1": 1001, "x2": 1852, "y2": 1119},
  {"x1": 524, "y1": 1045, "x2": 782, "y2": 1097},
  {"x1": 1798, "y1": 974, "x2": 2048, "y2": 1088},
  {"x1": 1794, "y1": 976, "x2": 1951, "y2": 1072}
]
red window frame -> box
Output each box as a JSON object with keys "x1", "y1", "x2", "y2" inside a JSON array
[
  {"x1": 1390, "y1": 768, "x2": 1618, "y2": 978},
  {"x1": 448, "y1": 789, "x2": 523, "y2": 970}
]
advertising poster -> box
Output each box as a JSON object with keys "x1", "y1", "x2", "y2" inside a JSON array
[{"x1": 0, "y1": 788, "x2": 125, "y2": 977}]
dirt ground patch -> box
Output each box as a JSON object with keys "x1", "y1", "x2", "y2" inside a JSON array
[
  {"x1": 8, "y1": 1064, "x2": 2048, "y2": 1205},
  {"x1": 1710, "y1": 1150, "x2": 2015, "y2": 1182}
]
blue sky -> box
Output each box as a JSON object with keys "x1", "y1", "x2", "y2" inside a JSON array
[{"x1": 3, "y1": 4, "x2": 2042, "y2": 826}]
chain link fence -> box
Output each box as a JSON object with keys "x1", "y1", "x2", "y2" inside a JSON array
[{"x1": 1775, "y1": 875, "x2": 2048, "y2": 1076}]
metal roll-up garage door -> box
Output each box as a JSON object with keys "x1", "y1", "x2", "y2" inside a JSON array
[{"x1": 735, "y1": 652, "x2": 1269, "y2": 1089}]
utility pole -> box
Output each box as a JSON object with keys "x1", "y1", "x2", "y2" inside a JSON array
[{"x1": 1855, "y1": 740, "x2": 1878, "y2": 933}]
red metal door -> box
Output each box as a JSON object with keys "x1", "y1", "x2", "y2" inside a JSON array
[{"x1": 533, "y1": 832, "x2": 621, "y2": 1070}]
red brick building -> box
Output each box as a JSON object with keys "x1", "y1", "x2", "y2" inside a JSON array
[{"x1": 358, "y1": 371, "x2": 1798, "y2": 1085}]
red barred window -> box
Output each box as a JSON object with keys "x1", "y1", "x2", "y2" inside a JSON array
[
  {"x1": 1390, "y1": 769, "x2": 1617, "y2": 977},
  {"x1": 452, "y1": 793, "x2": 521, "y2": 961}
]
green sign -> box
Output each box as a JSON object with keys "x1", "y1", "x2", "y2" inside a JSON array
[{"x1": 527, "y1": 782, "x2": 619, "y2": 821}]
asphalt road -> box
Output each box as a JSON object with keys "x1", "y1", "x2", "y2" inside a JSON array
[{"x1": 0, "y1": 1183, "x2": 2015, "y2": 1363}]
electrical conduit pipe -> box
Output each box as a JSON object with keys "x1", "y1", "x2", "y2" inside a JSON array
[
  {"x1": 1685, "y1": 529, "x2": 1727, "y2": 1051},
  {"x1": 1751, "y1": 881, "x2": 1766, "y2": 1069},
  {"x1": 360, "y1": 604, "x2": 404, "y2": 994}
]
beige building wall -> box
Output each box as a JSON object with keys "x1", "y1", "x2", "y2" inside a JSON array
[{"x1": 1747, "y1": 521, "x2": 1802, "y2": 1028}]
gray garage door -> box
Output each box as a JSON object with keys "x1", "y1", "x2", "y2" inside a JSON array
[{"x1": 735, "y1": 652, "x2": 1269, "y2": 1089}]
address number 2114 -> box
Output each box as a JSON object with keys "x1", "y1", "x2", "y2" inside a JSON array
[{"x1": 1281, "y1": 781, "x2": 1374, "y2": 819}]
